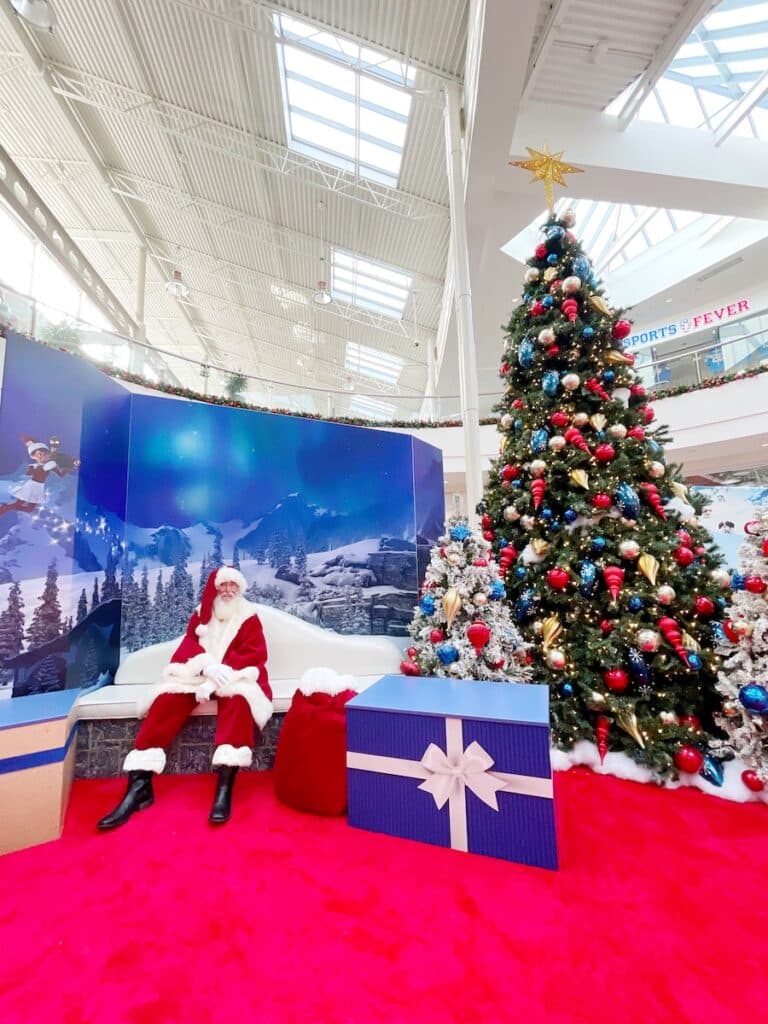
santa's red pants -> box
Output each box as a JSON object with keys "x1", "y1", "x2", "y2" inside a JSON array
[{"x1": 135, "y1": 693, "x2": 256, "y2": 753}]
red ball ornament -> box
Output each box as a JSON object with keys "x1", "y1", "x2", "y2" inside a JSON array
[
  {"x1": 611, "y1": 320, "x2": 631, "y2": 340},
  {"x1": 762, "y1": 538, "x2": 768, "y2": 558},
  {"x1": 679, "y1": 715, "x2": 702, "y2": 731},
  {"x1": 594, "y1": 443, "x2": 616, "y2": 463},
  {"x1": 674, "y1": 745, "x2": 704, "y2": 774},
  {"x1": 546, "y1": 567, "x2": 570, "y2": 590},
  {"x1": 599, "y1": 619, "x2": 614, "y2": 635},
  {"x1": 483, "y1": 530, "x2": 495, "y2": 542},
  {"x1": 723, "y1": 620, "x2": 740, "y2": 643},
  {"x1": 603, "y1": 668, "x2": 629, "y2": 693},
  {"x1": 530, "y1": 301, "x2": 545, "y2": 316},
  {"x1": 400, "y1": 660, "x2": 421, "y2": 677},
  {"x1": 550, "y1": 411, "x2": 570, "y2": 429},
  {"x1": 534, "y1": 243, "x2": 547, "y2": 260},
  {"x1": 549, "y1": 280, "x2": 562, "y2": 294},
  {"x1": 429, "y1": 629, "x2": 444, "y2": 644},
  {"x1": 744, "y1": 576, "x2": 767, "y2": 595},
  {"x1": 742, "y1": 770, "x2": 766, "y2": 793},
  {"x1": 630, "y1": 384, "x2": 646, "y2": 398},
  {"x1": 406, "y1": 646, "x2": 417, "y2": 658},
  {"x1": 694, "y1": 596, "x2": 715, "y2": 616},
  {"x1": 467, "y1": 621, "x2": 492, "y2": 652},
  {"x1": 627, "y1": 426, "x2": 645, "y2": 441},
  {"x1": 591, "y1": 493, "x2": 612, "y2": 510},
  {"x1": 501, "y1": 464, "x2": 520, "y2": 481},
  {"x1": 673, "y1": 546, "x2": 695, "y2": 567},
  {"x1": 546, "y1": 344, "x2": 561, "y2": 357},
  {"x1": 624, "y1": 352, "x2": 636, "y2": 366},
  {"x1": 512, "y1": 399, "x2": 525, "y2": 410},
  {"x1": 500, "y1": 363, "x2": 511, "y2": 376},
  {"x1": 490, "y1": 657, "x2": 506, "y2": 670},
  {"x1": 640, "y1": 405, "x2": 655, "y2": 424},
  {"x1": 472, "y1": 558, "x2": 488, "y2": 567},
  {"x1": 481, "y1": 514, "x2": 492, "y2": 529},
  {"x1": 676, "y1": 529, "x2": 692, "y2": 547}
]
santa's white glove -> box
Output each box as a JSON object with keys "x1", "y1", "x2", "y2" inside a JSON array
[
  {"x1": 203, "y1": 663, "x2": 234, "y2": 688},
  {"x1": 196, "y1": 679, "x2": 218, "y2": 703}
]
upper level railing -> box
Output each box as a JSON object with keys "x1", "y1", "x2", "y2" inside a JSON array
[{"x1": 1, "y1": 279, "x2": 766, "y2": 425}]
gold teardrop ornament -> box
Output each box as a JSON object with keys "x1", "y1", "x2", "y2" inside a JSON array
[
  {"x1": 637, "y1": 553, "x2": 659, "y2": 586},
  {"x1": 589, "y1": 413, "x2": 607, "y2": 431},
  {"x1": 569, "y1": 469, "x2": 589, "y2": 490},
  {"x1": 589, "y1": 294, "x2": 612, "y2": 316},
  {"x1": 531, "y1": 538, "x2": 550, "y2": 556},
  {"x1": 617, "y1": 708, "x2": 645, "y2": 749},
  {"x1": 442, "y1": 589, "x2": 462, "y2": 630},
  {"x1": 605, "y1": 350, "x2": 631, "y2": 365},
  {"x1": 671, "y1": 481, "x2": 689, "y2": 500},
  {"x1": 541, "y1": 614, "x2": 563, "y2": 652}
]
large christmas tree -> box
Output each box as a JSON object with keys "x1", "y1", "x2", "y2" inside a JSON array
[
  {"x1": 481, "y1": 206, "x2": 729, "y2": 780},
  {"x1": 711, "y1": 509, "x2": 768, "y2": 793},
  {"x1": 402, "y1": 517, "x2": 531, "y2": 681}
]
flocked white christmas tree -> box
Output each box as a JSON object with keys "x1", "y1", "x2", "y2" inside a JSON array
[
  {"x1": 401, "y1": 517, "x2": 531, "y2": 681},
  {"x1": 711, "y1": 507, "x2": 768, "y2": 793}
]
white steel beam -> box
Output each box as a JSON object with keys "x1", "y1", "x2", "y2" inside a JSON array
[
  {"x1": 46, "y1": 63, "x2": 448, "y2": 222},
  {"x1": 714, "y1": 67, "x2": 768, "y2": 145},
  {"x1": 522, "y1": 0, "x2": 575, "y2": 100},
  {"x1": 617, "y1": 0, "x2": 719, "y2": 129}
]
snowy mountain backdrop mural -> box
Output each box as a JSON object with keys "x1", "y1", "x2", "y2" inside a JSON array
[
  {"x1": 120, "y1": 396, "x2": 444, "y2": 651},
  {"x1": 693, "y1": 485, "x2": 768, "y2": 570}
]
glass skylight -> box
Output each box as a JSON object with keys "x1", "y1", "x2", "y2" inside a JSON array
[
  {"x1": 607, "y1": 0, "x2": 768, "y2": 139},
  {"x1": 274, "y1": 13, "x2": 415, "y2": 186},
  {"x1": 503, "y1": 198, "x2": 707, "y2": 275},
  {"x1": 345, "y1": 340, "x2": 404, "y2": 385},
  {"x1": 349, "y1": 395, "x2": 397, "y2": 421},
  {"x1": 332, "y1": 248, "x2": 412, "y2": 319}
]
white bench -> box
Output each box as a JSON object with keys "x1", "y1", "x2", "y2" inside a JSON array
[{"x1": 75, "y1": 602, "x2": 408, "y2": 721}]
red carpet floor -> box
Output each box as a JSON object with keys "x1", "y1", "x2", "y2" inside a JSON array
[{"x1": 1, "y1": 769, "x2": 766, "y2": 1024}]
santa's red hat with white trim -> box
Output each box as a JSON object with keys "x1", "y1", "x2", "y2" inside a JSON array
[{"x1": 195, "y1": 566, "x2": 247, "y2": 637}]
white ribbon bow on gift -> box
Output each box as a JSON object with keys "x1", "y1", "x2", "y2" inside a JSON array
[
  {"x1": 418, "y1": 739, "x2": 507, "y2": 811},
  {"x1": 347, "y1": 716, "x2": 553, "y2": 853}
]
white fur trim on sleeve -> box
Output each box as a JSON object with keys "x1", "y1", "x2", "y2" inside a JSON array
[
  {"x1": 195, "y1": 623, "x2": 208, "y2": 638},
  {"x1": 212, "y1": 744, "x2": 253, "y2": 768},
  {"x1": 123, "y1": 747, "x2": 166, "y2": 773},
  {"x1": 162, "y1": 652, "x2": 215, "y2": 682},
  {"x1": 216, "y1": 681, "x2": 273, "y2": 730},
  {"x1": 299, "y1": 666, "x2": 357, "y2": 697},
  {"x1": 215, "y1": 566, "x2": 247, "y2": 592}
]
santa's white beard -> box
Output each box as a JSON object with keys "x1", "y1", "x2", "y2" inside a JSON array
[{"x1": 213, "y1": 594, "x2": 244, "y2": 621}]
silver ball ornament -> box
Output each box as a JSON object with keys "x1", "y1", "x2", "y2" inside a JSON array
[
  {"x1": 546, "y1": 648, "x2": 566, "y2": 670},
  {"x1": 637, "y1": 628, "x2": 661, "y2": 653},
  {"x1": 503, "y1": 505, "x2": 519, "y2": 522},
  {"x1": 473, "y1": 592, "x2": 488, "y2": 606},
  {"x1": 562, "y1": 373, "x2": 581, "y2": 392},
  {"x1": 500, "y1": 413, "x2": 513, "y2": 429},
  {"x1": 608, "y1": 423, "x2": 627, "y2": 439},
  {"x1": 524, "y1": 267, "x2": 540, "y2": 284},
  {"x1": 572, "y1": 411, "x2": 588, "y2": 426},
  {"x1": 538, "y1": 327, "x2": 556, "y2": 346},
  {"x1": 548, "y1": 435, "x2": 566, "y2": 452},
  {"x1": 656, "y1": 584, "x2": 676, "y2": 605},
  {"x1": 648, "y1": 461, "x2": 665, "y2": 479},
  {"x1": 618, "y1": 539, "x2": 640, "y2": 559},
  {"x1": 562, "y1": 275, "x2": 581, "y2": 294},
  {"x1": 530, "y1": 459, "x2": 547, "y2": 477}
]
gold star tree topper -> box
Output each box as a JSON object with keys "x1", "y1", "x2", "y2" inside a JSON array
[{"x1": 509, "y1": 145, "x2": 583, "y2": 210}]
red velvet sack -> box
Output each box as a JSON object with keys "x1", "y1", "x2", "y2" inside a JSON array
[{"x1": 274, "y1": 686, "x2": 358, "y2": 816}]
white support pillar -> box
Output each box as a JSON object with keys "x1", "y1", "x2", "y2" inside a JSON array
[
  {"x1": 131, "y1": 244, "x2": 147, "y2": 375},
  {"x1": 443, "y1": 81, "x2": 482, "y2": 523}
]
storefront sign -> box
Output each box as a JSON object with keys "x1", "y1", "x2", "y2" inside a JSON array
[{"x1": 627, "y1": 299, "x2": 751, "y2": 349}]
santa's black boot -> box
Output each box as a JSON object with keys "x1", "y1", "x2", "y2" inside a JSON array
[
  {"x1": 209, "y1": 766, "x2": 238, "y2": 825},
  {"x1": 97, "y1": 771, "x2": 155, "y2": 831}
]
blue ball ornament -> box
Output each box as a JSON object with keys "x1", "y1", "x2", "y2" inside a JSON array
[
  {"x1": 490, "y1": 581, "x2": 506, "y2": 600},
  {"x1": 627, "y1": 596, "x2": 644, "y2": 612},
  {"x1": 699, "y1": 754, "x2": 724, "y2": 788},
  {"x1": 549, "y1": 521, "x2": 561, "y2": 532},
  {"x1": 540, "y1": 508, "x2": 554, "y2": 521},
  {"x1": 436, "y1": 643, "x2": 459, "y2": 666},
  {"x1": 547, "y1": 253, "x2": 559, "y2": 265},
  {"x1": 449, "y1": 523, "x2": 470, "y2": 542},
  {"x1": 514, "y1": 419, "x2": 523, "y2": 431},
  {"x1": 603, "y1": 370, "x2": 615, "y2": 383},
  {"x1": 419, "y1": 595, "x2": 435, "y2": 615},
  {"x1": 542, "y1": 369, "x2": 560, "y2": 396},
  {"x1": 582, "y1": 327, "x2": 594, "y2": 340},
  {"x1": 498, "y1": 538, "x2": 509, "y2": 548},
  {"x1": 564, "y1": 509, "x2": 578, "y2": 523},
  {"x1": 542, "y1": 295, "x2": 554, "y2": 308},
  {"x1": 572, "y1": 256, "x2": 592, "y2": 279},
  {"x1": 559, "y1": 682, "x2": 575, "y2": 698},
  {"x1": 739, "y1": 683, "x2": 768, "y2": 715},
  {"x1": 591, "y1": 536, "x2": 607, "y2": 553},
  {"x1": 515, "y1": 567, "x2": 527, "y2": 579},
  {"x1": 523, "y1": 291, "x2": 531, "y2": 302},
  {"x1": 731, "y1": 573, "x2": 746, "y2": 591},
  {"x1": 687, "y1": 653, "x2": 702, "y2": 671}
]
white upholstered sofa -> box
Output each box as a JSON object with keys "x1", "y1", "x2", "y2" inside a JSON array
[{"x1": 75, "y1": 602, "x2": 408, "y2": 721}]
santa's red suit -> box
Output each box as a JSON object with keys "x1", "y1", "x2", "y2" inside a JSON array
[{"x1": 123, "y1": 566, "x2": 272, "y2": 773}]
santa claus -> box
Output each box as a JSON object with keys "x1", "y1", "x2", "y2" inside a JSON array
[{"x1": 97, "y1": 566, "x2": 272, "y2": 830}]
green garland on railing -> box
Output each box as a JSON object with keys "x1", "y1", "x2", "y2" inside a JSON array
[
  {"x1": 648, "y1": 364, "x2": 768, "y2": 402},
  {"x1": 12, "y1": 328, "x2": 767, "y2": 429}
]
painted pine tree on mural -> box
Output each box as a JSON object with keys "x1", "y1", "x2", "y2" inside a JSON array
[
  {"x1": 27, "y1": 560, "x2": 63, "y2": 648},
  {"x1": 0, "y1": 581, "x2": 25, "y2": 664},
  {"x1": 480, "y1": 206, "x2": 732, "y2": 782}
]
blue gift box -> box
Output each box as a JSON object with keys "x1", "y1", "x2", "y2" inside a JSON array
[{"x1": 346, "y1": 675, "x2": 557, "y2": 870}]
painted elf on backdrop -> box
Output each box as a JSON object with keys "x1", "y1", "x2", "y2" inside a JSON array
[
  {"x1": 0, "y1": 434, "x2": 79, "y2": 517},
  {"x1": 480, "y1": 194, "x2": 732, "y2": 784},
  {"x1": 97, "y1": 566, "x2": 272, "y2": 830}
]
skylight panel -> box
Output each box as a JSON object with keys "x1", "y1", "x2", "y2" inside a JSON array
[
  {"x1": 349, "y1": 395, "x2": 396, "y2": 421},
  {"x1": 274, "y1": 13, "x2": 414, "y2": 186},
  {"x1": 704, "y1": 2, "x2": 768, "y2": 30},
  {"x1": 345, "y1": 341, "x2": 404, "y2": 385},
  {"x1": 331, "y1": 248, "x2": 412, "y2": 319}
]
